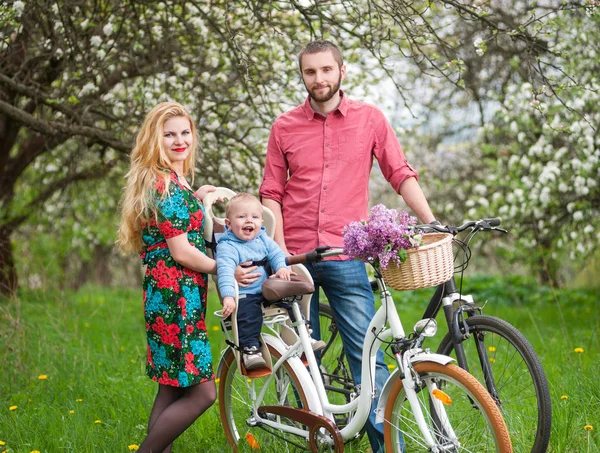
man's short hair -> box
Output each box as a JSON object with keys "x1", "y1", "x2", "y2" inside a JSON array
[{"x1": 298, "y1": 40, "x2": 344, "y2": 71}]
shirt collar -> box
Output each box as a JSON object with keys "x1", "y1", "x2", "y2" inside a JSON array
[{"x1": 302, "y1": 90, "x2": 348, "y2": 120}]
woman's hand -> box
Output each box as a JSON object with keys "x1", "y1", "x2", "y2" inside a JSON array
[
  {"x1": 235, "y1": 262, "x2": 261, "y2": 287},
  {"x1": 195, "y1": 185, "x2": 218, "y2": 202},
  {"x1": 222, "y1": 296, "x2": 236, "y2": 317}
]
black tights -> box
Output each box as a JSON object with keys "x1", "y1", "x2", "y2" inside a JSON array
[{"x1": 139, "y1": 380, "x2": 217, "y2": 453}]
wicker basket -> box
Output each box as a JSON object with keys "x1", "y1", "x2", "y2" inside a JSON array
[{"x1": 380, "y1": 233, "x2": 453, "y2": 291}]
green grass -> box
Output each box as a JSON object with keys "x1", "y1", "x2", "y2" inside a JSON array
[{"x1": 0, "y1": 275, "x2": 598, "y2": 452}]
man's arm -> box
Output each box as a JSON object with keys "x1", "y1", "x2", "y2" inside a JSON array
[
  {"x1": 399, "y1": 177, "x2": 436, "y2": 223},
  {"x1": 262, "y1": 198, "x2": 289, "y2": 254}
]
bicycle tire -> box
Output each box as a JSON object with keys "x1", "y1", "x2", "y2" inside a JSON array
[
  {"x1": 437, "y1": 315, "x2": 551, "y2": 453},
  {"x1": 218, "y1": 346, "x2": 310, "y2": 452},
  {"x1": 383, "y1": 361, "x2": 513, "y2": 452}
]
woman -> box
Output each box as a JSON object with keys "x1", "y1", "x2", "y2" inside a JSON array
[{"x1": 117, "y1": 102, "x2": 222, "y2": 452}]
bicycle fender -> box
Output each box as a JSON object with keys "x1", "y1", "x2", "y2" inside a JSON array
[{"x1": 375, "y1": 353, "x2": 455, "y2": 424}]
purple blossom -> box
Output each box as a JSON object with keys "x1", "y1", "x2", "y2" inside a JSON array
[{"x1": 342, "y1": 204, "x2": 420, "y2": 270}]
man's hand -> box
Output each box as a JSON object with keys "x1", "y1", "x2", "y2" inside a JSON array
[{"x1": 222, "y1": 296, "x2": 236, "y2": 317}]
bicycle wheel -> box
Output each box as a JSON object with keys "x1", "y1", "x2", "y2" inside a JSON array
[
  {"x1": 437, "y1": 315, "x2": 551, "y2": 453},
  {"x1": 219, "y1": 346, "x2": 310, "y2": 452},
  {"x1": 383, "y1": 361, "x2": 512, "y2": 452},
  {"x1": 317, "y1": 302, "x2": 354, "y2": 405}
]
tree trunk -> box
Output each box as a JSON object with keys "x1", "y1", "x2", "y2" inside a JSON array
[{"x1": 0, "y1": 227, "x2": 18, "y2": 296}]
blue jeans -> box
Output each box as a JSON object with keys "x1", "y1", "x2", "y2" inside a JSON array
[{"x1": 307, "y1": 260, "x2": 389, "y2": 453}]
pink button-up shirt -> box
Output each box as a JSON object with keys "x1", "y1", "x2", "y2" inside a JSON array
[{"x1": 259, "y1": 92, "x2": 418, "y2": 256}]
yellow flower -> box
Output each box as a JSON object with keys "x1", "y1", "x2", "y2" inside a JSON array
[
  {"x1": 128, "y1": 445, "x2": 140, "y2": 451},
  {"x1": 76, "y1": 398, "x2": 83, "y2": 402},
  {"x1": 561, "y1": 395, "x2": 568, "y2": 400},
  {"x1": 211, "y1": 325, "x2": 220, "y2": 331},
  {"x1": 130, "y1": 360, "x2": 135, "y2": 363},
  {"x1": 584, "y1": 425, "x2": 593, "y2": 431},
  {"x1": 38, "y1": 375, "x2": 48, "y2": 380},
  {"x1": 489, "y1": 358, "x2": 496, "y2": 363},
  {"x1": 69, "y1": 410, "x2": 75, "y2": 414},
  {"x1": 0, "y1": 440, "x2": 5, "y2": 446},
  {"x1": 94, "y1": 420, "x2": 102, "y2": 424},
  {"x1": 84, "y1": 322, "x2": 90, "y2": 328},
  {"x1": 97, "y1": 362, "x2": 103, "y2": 365},
  {"x1": 8, "y1": 405, "x2": 17, "y2": 411},
  {"x1": 488, "y1": 346, "x2": 496, "y2": 352},
  {"x1": 387, "y1": 363, "x2": 396, "y2": 370},
  {"x1": 574, "y1": 347, "x2": 584, "y2": 353},
  {"x1": 31, "y1": 450, "x2": 41, "y2": 453},
  {"x1": 215, "y1": 378, "x2": 220, "y2": 384}
]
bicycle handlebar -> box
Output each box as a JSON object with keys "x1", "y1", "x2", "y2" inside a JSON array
[
  {"x1": 285, "y1": 218, "x2": 506, "y2": 266},
  {"x1": 415, "y1": 218, "x2": 507, "y2": 235},
  {"x1": 285, "y1": 246, "x2": 344, "y2": 266}
]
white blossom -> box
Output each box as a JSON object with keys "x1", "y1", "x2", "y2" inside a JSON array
[
  {"x1": 90, "y1": 36, "x2": 102, "y2": 47},
  {"x1": 103, "y1": 23, "x2": 114, "y2": 36},
  {"x1": 13, "y1": 0, "x2": 25, "y2": 16}
]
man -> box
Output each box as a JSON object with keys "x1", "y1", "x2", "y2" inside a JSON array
[{"x1": 259, "y1": 40, "x2": 436, "y2": 452}]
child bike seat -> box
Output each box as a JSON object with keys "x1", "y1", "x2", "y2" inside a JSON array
[{"x1": 262, "y1": 275, "x2": 315, "y2": 301}]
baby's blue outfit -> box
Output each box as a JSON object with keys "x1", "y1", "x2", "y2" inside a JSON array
[{"x1": 216, "y1": 226, "x2": 289, "y2": 349}]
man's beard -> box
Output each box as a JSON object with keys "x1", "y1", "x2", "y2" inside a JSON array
[{"x1": 305, "y1": 75, "x2": 342, "y2": 103}]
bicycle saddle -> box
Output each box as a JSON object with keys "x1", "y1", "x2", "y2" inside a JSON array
[{"x1": 262, "y1": 275, "x2": 314, "y2": 301}]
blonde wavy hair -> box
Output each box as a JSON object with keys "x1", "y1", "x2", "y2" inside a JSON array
[{"x1": 117, "y1": 102, "x2": 198, "y2": 254}]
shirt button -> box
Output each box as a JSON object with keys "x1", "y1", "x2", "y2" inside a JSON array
[
  {"x1": 326, "y1": 123, "x2": 329, "y2": 127},
  {"x1": 319, "y1": 229, "x2": 323, "y2": 233},
  {"x1": 325, "y1": 164, "x2": 329, "y2": 168},
  {"x1": 321, "y1": 209, "x2": 325, "y2": 213},
  {"x1": 323, "y1": 186, "x2": 327, "y2": 190},
  {"x1": 325, "y1": 143, "x2": 329, "y2": 147}
]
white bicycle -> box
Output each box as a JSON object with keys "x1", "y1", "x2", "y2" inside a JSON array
[{"x1": 215, "y1": 246, "x2": 513, "y2": 452}]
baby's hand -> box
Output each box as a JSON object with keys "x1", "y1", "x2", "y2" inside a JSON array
[
  {"x1": 274, "y1": 267, "x2": 291, "y2": 281},
  {"x1": 195, "y1": 185, "x2": 218, "y2": 202},
  {"x1": 222, "y1": 296, "x2": 236, "y2": 317}
]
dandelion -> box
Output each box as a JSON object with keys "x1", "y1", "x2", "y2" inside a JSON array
[
  {"x1": 31, "y1": 450, "x2": 41, "y2": 453},
  {"x1": 561, "y1": 395, "x2": 568, "y2": 400},
  {"x1": 574, "y1": 347, "x2": 584, "y2": 353},
  {"x1": 38, "y1": 374, "x2": 48, "y2": 380},
  {"x1": 387, "y1": 363, "x2": 396, "y2": 370},
  {"x1": 489, "y1": 358, "x2": 496, "y2": 363},
  {"x1": 131, "y1": 359, "x2": 136, "y2": 363},
  {"x1": 128, "y1": 445, "x2": 140, "y2": 451},
  {"x1": 69, "y1": 410, "x2": 75, "y2": 414},
  {"x1": 76, "y1": 398, "x2": 83, "y2": 402},
  {"x1": 0, "y1": 440, "x2": 5, "y2": 445},
  {"x1": 9, "y1": 405, "x2": 17, "y2": 411},
  {"x1": 584, "y1": 425, "x2": 593, "y2": 431},
  {"x1": 488, "y1": 346, "x2": 496, "y2": 352},
  {"x1": 94, "y1": 419, "x2": 102, "y2": 424},
  {"x1": 212, "y1": 326, "x2": 220, "y2": 331},
  {"x1": 215, "y1": 378, "x2": 220, "y2": 384}
]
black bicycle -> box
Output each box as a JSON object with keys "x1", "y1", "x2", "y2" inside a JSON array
[{"x1": 315, "y1": 218, "x2": 552, "y2": 453}]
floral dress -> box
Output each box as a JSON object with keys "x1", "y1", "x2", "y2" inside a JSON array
[{"x1": 140, "y1": 171, "x2": 214, "y2": 387}]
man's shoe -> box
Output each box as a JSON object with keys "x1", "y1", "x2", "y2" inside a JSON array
[{"x1": 242, "y1": 347, "x2": 267, "y2": 370}]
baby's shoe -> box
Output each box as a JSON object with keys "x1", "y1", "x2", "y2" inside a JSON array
[
  {"x1": 310, "y1": 337, "x2": 327, "y2": 352},
  {"x1": 242, "y1": 346, "x2": 267, "y2": 370}
]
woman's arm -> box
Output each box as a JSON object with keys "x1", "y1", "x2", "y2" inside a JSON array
[{"x1": 166, "y1": 234, "x2": 217, "y2": 274}]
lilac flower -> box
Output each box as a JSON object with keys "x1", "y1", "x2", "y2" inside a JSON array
[{"x1": 342, "y1": 204, "x2": 420, "y2": 270}]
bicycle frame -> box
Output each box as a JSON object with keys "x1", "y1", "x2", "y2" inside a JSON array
[
  {"x1": 218, "y1": 267, "x2": 455, "y2": 449},
  {"x1": 420, "y1": 277, "x2": 502, "y2": 400}
]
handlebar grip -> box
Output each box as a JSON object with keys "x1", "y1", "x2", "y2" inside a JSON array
[
  {"x1": 285, "y1": 254, "x2": 308, "y2": 266},
  {"x1": 484, "y1": 218, "x2": 501, "y2": 227}
]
